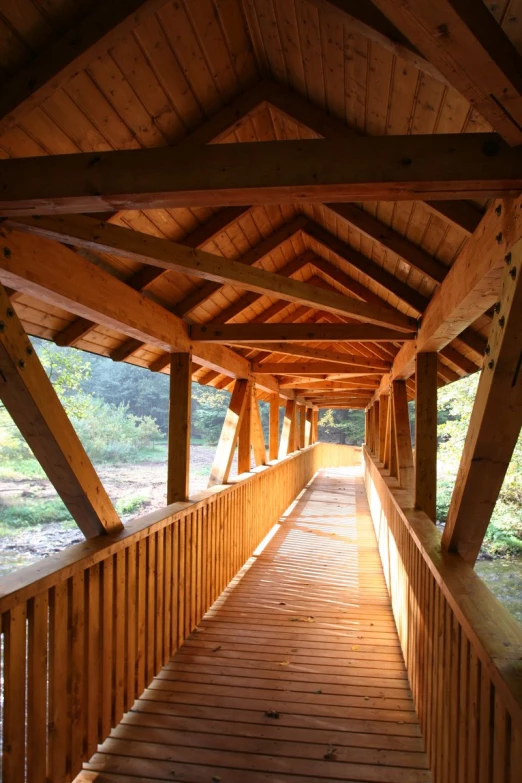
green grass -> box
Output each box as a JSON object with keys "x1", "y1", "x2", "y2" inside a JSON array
[
  {"x1": 115, "y1": 495, "x2": 149, "y2": 516},
  {"x1": 0, "y1": 458, "x2": 45, "y2": 481},
  {"x1": 0, "y1": 496, "x2": 73, "y2": 533}
]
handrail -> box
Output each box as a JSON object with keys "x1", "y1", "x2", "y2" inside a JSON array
[
  {"x1": 0, "y1": 445, "x2": 317, "y2": 613},
  {"x1": 363, "y1": 446, "x2": 522, "y2": 783},
  {"x1": 0, "y1": 442, "x2": 359, "y2": 783}
]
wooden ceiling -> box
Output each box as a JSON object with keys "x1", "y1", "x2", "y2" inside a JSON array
[{"x1": 0, "y1": 0, "x2": 520, "y2": 408}]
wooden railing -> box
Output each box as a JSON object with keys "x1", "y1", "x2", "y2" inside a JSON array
[
  {"x1": 0, "y1": 442, "x2": 358, "y2": 783},
  {"x1": 363, "y1": 447, "x2": 522, "y2": 783}
]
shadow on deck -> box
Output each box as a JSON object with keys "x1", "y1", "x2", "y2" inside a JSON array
[{"x1": 79, "y1": 467, "x2": 430, "y2": 783}]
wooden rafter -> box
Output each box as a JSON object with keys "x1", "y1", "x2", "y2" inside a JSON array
[
  {"x1": 388, "y1": 196, "x2": 522, "y2": 383},
  {"x1": 13, "y1": 216, "x2": 415, "y2": 330},
  {"x1": 56, "y1": 206, "x2": 251, "y2": 348},
  {"x1": 0, "y1": 225, "x2": 281, "y2": 394},
  {"x1": 0, "y1": 283, "x2": 122, "y2": 538},
  {"x1": 371, "y1": 0, "x2": 522, "y2": 145},
  {"x1": 190, "y1": 323, "x2": 415, "y2": 343},
  {"x1": 235, "y1": 343, "x2": 391, "y2": 370},
  {"x1": 3, "y1": 135, "x2": 522, "y2": 214},
  {"x1": 442, "y1": 239, "x2": 522, "y2": 564},
  {"x1": 252, "y1": 361, "x2": 381, "y2": 376}
]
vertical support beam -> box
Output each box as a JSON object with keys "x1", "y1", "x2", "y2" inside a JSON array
[
  {"x1": 0, "y1": 283, "x2": 121, "y2": 538},
  {"x1": 442, "y1": 240, "x2": 522, "y2": 564},
  {"x1": 298, "y1": 404, "x2": 306, "y2": 449},
  {"x1": 392, "y1": 380, "x2": 414, "y2": 496},
  {"x1": 305, "y1": 408, "x2": 312, "y2": 447},
  {"x1": 269, "y1": 393, "x2": 279, "y2": 460},
  {"x1": 312, "y1": 408, "x2": 319, "y2": 443},
  {"x1": 167, "y1": 353, "x2": 192, "y2": 504},
  {"x1": 237, "y1": 381, "x2": 253, "y2": 474},
  {"x1": 279, "y1": 400, "x2": 295, "y2": 458},
  {"x1": 374, "y1": 400, "x2": 380, "y2": 456},
  {"x1": 365, "y1": 408, "x2": 370, "y2": 446},
  {"x1": 251, "y1": 393, "x2": 267, "y2": 467},
  {"x1": 378, "y1": 394, "x2": 389, "y2": 463},
  {"x1": 208, "y1": 378, "x2": 249, "y2": 486},
  {"x1": 415, "y1": 352, "x2": 438, "y2": 521}
]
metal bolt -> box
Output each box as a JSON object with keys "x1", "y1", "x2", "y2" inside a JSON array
[
  {"x1": 494, "y1": 302, "x2": 501, "y2": 314},
  {"x1": 495, "y1": 204, "x2": 502, "y2": 216},
  {"x1": 6, "y1": 308, "x2": 14, "y2": 318},
  {"x1": 25, "y1": 346, "x2": 33, "y2": 356},
  {"x1": 488, "y1": 360, "x2": 495, "y2": 370},
  {"x1": 18, "y1": 359, "x2": 25, "y2": 370},
  {"x1": 484, "y1": 344, "x2": 491, "y2": 355},
  {"x1": 499, "y1": 316, "x2": 505, "y2": 328},
  {"x1": 3, "y1": 247, "x2": 11, "y2": 259},
  {"x1": 510, "y1": 267, "x2": 517, "y2": 279},
  {"x1": 505, "y1": 252, "x2": 512, "y2": 265},
  {"x1": 496, "y1": 232, "x2": 503, "y2": 244}
]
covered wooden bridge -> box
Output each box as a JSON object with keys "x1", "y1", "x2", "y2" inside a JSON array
[{"x1": 0, "y1": 0, "x2": 522, "y2": 781}]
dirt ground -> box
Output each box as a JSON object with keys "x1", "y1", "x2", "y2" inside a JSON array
[{"x1": 0, "y1": 444, "x2": 237, "y2": 574}]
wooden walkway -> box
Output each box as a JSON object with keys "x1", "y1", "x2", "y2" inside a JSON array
[{"x1": 81, "y1": 467, "x2": 431, "y2": 783}]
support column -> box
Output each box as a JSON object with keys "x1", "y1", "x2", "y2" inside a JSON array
[
  {"x1": 378, "y1": 394, "x2": 389, "y2": 463},
  {"x1": 167, "y1": 352, "x2": 192, "y2": 503},
  {"x1": 312, "y1": 409, "x2": 319, "y2": 443},
  {"x1": 298, "y1": 404, "x2": 306, "y2": 449},
  {"x1": 442, "y1": 241, "x2": 522, "y2": 564},
  {"x1": 415, "y1": 352, "x2": 438, "y2": 521},
  {"x1": 237, "y1": 381, "x2": 253, "y2": 474},
  {"x1": 305, "y1": 408, "x2": 312, "y2": 447},
  {"x1": 392, "y1": 380, "x2": 414, "y2": 496},
  {"x1": 373, "y1": 400, "x2": 380, "y2": 456},
  {"x1": 279, "y1": 400, "x2": 295, "y2": 458},
  {"x1": 269, "y1": 393, "x2": 279, "y2": 460},
  {"x1": 208, "y1": 378, "x2": 249, "y2": 486},
  {"x1": 0, "y1": 283, "x2": 121, "y2": 538},
  {"x1": 251, "y1": 391, "x2": 267, "y2": 467}
]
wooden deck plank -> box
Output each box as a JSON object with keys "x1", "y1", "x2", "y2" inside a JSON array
[{"x1": 82, "y1": 467, "x2": 430, "y2": 782}]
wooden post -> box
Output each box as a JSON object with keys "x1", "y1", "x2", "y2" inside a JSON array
[
  {"x1": 269, "y1": 393, "x2": 279, "y2": 460},
  {"x1": 312, "y1": 408, "x2": 319, "y2": 443},
  {"x1": 442, "y1": 240, "x2": 522, "y2": 564},
  {"x1": 237, "y1": 381, "x2": 253, "y2": 474},
  {"x1": 208, "y1": 379, "x2": 249, "y2": 486},
  {"x1": 365, "y1": 408, "x2": 370, "y2": 446},
  {"x1": 298, "y1": 404, "x2": 306, "y2": 449},
  {"x1": 374, "y1": 400, "x2": 380, "y2": 455},
  {"x1": 167, "y1": 353, "x2": 192, "y2": 503},
  {"x1": 279, "y1": 400, "x2": 297, "y2": 458},
  {"x1": 305, "y1": 408, "x2": 312, "y2": 446},
  {"x1": 0, "y1": 284, "x2": 122, "y2": 538},
  {"x1": 415, "y1": 352, "x2": 438, "y2": 521},
  {"x1": 378, "y1": 394, "x2": 389, "y2": 463},
  {"x1": 392, "y1": 380, "x2": 414, "y2": 497},
  {"x1": 251, "y1": 393, "x2": 267, "y2": 467}
]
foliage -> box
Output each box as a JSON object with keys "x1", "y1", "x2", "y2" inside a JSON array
[
  {"x1": 318, "y1": 408, "x2": 365, "y2": 445},
  {"x1": 436, "y1": 373, "x2": 522, "y2": 557},
  {"x1": 191, "y1": 385, "x2": 231, "y2": 444},
  {"x1": 72, "y1": 400, "x2": 162, "y2": 463}
]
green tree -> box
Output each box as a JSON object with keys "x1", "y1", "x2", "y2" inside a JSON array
[{"x1": 318, "y1": 408, "x2": 365, "y2": 445}]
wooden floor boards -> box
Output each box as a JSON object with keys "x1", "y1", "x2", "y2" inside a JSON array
[{"x1": 79, "y1": 467, "x2": 431, "y2": 782}]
